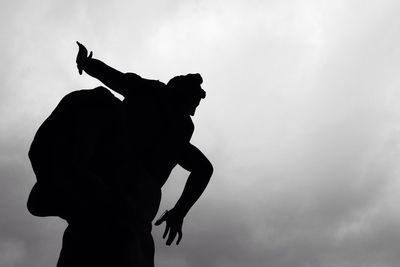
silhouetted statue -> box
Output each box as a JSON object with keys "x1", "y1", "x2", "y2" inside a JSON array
[{"x1": 28, "y1": 41, "x2": 213, "y2": 267}]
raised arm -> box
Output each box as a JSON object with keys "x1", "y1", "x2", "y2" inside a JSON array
[
  {"x1": 76, "y1": 42, "x2": 127, "y2": 96},
  {"x1": 155, "y1": 143, "x2": 213, "y2": 245}
]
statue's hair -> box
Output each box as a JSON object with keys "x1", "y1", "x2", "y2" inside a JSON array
[{"x1": 167, "y1": 73, "x2": 206, "y2": 99}]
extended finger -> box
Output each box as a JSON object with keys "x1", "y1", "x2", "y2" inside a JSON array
[
  {"x1": 76, "y1": 41, "x2": 84, "y2": 51},
  {"x1": 155, "y1": 210, "x2": 169, "y2": 225},
  {"x1": 166, "y1": 229, "x2": 177, "y2": 246},
  {"x1": 89, "y1": 51, "x2": 93, "y2": 58},
  {"x1": 155, "y1": 215, "x2": 166, "y2": 226},
  {"x1": 162, "y1": 225, "x2": 170, "y2": 239},
  {"x1": 176, "y1": 230, "x2": 183, "y2": 245},
  {"x1": 76, "y1": 42, "x2": 87, "y2": 54},
  {"x1": 154, "y1": 217, "x2": 165, "y2": 226}
]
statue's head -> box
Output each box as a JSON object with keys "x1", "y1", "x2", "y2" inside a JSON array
[{"x1": 167, "y1": 73, "x2": 205, "y2": 116}]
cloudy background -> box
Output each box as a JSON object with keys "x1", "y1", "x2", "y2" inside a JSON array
[{"x1": 1, "y1": 0, "x2": 400, "y2": 266}]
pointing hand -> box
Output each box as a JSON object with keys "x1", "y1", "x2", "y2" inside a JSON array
[{"x1": 76, "y1": 41, "x2": 93, "y2": 75}]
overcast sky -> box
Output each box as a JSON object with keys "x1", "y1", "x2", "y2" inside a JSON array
[{"x1": 1, "y1": 0, "x2": 400, "y2": 266}]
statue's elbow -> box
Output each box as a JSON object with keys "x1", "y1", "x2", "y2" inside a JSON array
[{"x1": 203, "y1": 160, "x2": 213, "y2": 179}]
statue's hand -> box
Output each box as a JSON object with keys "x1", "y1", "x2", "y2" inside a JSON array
[
  {"x1": 155, "y1": 209, "x2": 184, "y2": 245},
  {"x1": 76, "y1": 41, "x2": 93, "y2": 75}
]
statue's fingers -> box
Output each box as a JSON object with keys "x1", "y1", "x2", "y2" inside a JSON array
[
  {"x1": 76, "y1": 41, "x2": 84, "y2": 50},
  {"x1": 76, "y1": 42, "x2": 88, "y2": 55},
  {"x1": 155, "y1": 210, "x2": 169, "y2": 225},
  {"x1": 176, "y1": 230, "x2": 183, "y2": 245},
  {"x1": 162, "y1": 224, "x2": 170, "y2": 239},
  {"x1": 166, "y1": 230, "x2": 177, "y2": 246},
  {"x1": 154, "y1": 215, "x2": 166, "y2": 225}
]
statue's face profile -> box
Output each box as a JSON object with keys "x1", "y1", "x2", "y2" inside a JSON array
[
  {"x1": 179, "y1": 86, "x2": 204, "y2": 116},
  {"x1": 187, "y1": 95, "x2": 202, "y2": 116}
]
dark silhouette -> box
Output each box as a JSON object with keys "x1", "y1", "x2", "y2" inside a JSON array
[{"x1": 27, "y1": 41, "x2": 213, "y2": 267}]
